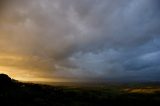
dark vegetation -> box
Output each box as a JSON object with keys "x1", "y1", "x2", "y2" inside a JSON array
[{"x1": 0, "y1": 74, "x2": 160, "y2": 106}]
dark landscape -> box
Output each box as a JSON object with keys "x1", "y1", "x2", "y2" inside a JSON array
[{"x1": 0, "y1": 74, "x2": 160, "y2": 106}]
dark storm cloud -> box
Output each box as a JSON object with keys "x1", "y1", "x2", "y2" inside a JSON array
[{"x1": 0, "y1": 0, "x2": 160, "y2": 81}]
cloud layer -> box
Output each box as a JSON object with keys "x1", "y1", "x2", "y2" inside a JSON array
[{"x1": 0, "y1": 0, "x2": 160, "y2": 81}]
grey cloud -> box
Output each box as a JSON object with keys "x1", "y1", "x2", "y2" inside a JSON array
[
  {"x1": 124, "y1": 51, "x2": 160, "y2": 71},
  {"x1": 0, "y1": 0, "x2": 160, "y2": 81}
]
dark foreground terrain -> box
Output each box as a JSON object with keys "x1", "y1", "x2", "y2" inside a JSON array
[{"x1": 0, "y1": 74, "x2": 160, "y2": 106}]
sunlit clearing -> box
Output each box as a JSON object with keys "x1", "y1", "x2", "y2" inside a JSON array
[{"x1": 124, "y1": 88, "x2": 160, "y2": 94}]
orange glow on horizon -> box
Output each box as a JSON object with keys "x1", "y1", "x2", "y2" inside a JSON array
[
  {"x1": 0, "y1": 66, "x2": 65, "y2": 82},
  {"x1": 0, "y1": 54, "x2": 72, "y2": 83}
]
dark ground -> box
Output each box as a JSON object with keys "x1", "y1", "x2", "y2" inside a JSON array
[{"x1": 0, "y1": 74, "x2": 160, "y2": 106}]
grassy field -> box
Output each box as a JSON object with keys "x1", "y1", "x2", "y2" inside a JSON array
[{"x1": 1, "y1": 80, "x2": 160, "y2": 106}]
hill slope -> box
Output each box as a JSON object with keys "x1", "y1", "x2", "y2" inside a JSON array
[{"x1": 0, "y1": 74, "x2": 160, "y2": 106}]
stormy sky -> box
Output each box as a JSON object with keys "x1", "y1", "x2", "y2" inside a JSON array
[{"x1": 0, "y1": 0, "x2": 160, "y2": 82}]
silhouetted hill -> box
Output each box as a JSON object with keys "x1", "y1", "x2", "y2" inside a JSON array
[
  {"x1": 0, "y1": 74, "x2": 160, "y2": 106},
  {"x1": 0, "y1": 74, "x2": 13, "y2": 89},
  {"x1": 0, "y1": 74, "x2": 11, "y2": 83}
]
